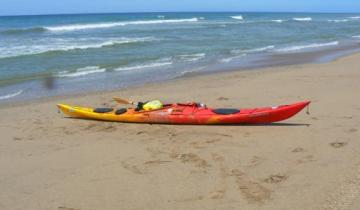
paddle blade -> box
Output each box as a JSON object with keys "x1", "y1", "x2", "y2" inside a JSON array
[{"x1": 113, "y1": 97, "x2": 134, "y2": 105}]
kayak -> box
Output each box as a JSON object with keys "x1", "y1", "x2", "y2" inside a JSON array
[{"x1": 57, "y1": 101, "x2": 310, "y2": 125}]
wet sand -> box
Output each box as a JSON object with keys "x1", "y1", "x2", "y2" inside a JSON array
[{"x1": 0, "y1": 53, "x2": 360, "y2": 210}]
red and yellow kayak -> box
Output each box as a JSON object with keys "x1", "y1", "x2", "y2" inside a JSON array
[{"x1": 57, "y1": 101, "x2": 310, "y2": 125}]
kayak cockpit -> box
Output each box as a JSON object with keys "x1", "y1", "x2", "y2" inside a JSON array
[{"x1": 212, "y1": 108, "x2": 240, "y2": 115}]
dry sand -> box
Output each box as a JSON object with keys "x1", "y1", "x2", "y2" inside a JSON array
[{"x1": 0, "y1": 53, "x2": 360, "y2": 210}]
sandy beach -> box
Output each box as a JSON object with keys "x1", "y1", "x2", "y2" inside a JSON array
[{"x1": 1, "y1": 53, "x2": 360, "y2": 210}]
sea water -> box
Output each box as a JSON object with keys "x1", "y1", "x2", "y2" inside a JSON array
[{"x1": 1, "y1": 12, "x2": 360, "y2": 102}]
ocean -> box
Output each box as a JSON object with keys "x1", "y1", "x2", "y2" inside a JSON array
[{"x1": 1, "y1": 12, "x2": 360, "y2": 102}]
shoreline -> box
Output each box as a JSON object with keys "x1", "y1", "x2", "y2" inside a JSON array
[{"x1": 1, "y1": 43, "x2": 360, "y2": 108}]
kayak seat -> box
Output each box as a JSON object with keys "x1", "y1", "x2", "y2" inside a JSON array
[
  {"x1": 93, "y1": 108, "x2": 114, "y2": 113},
  {"x1": 213, "y1": 108, "x2": 240, "y2": 115},
  {"x1": 115, "y1": 108, "x2": 127, "y2": 115}
]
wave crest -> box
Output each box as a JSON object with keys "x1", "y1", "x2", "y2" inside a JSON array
[
  {"x1": 232, "y1": 45, "x2": 275, "y2": 54},
  {"x1": 0, "y1": 90, "x2": 24, "y2": 100},
  {"x1": 328, "y1": 19, "x2": 349, "y2": 23},
  {"x1": 293, "y1": 17, "x2": 312, "y2": 22},
  {"x1": 272, "y1": 19, "x2": 285, "y2": 23},
  {"x1": 177, "y1": 53, "x2": 206, "y2": 62},
  {"x1": 45, "y1": 18, "x2": 199, "y2": 32},
  {"x1": 114, "y1": 61, "x2": 172, "y2": 71},
  {"x1": 56, "y1": 66, "x2": 106, "y2": 78},
  {"x1": 0, "y1": 37, "x2": 154, "y2": 59},
  {"x1": 276, "y1": 41, "x2": 339, "y2": 52},
  {"x1": 231, "y1": 16, "x2": 244, "y2": 20}
]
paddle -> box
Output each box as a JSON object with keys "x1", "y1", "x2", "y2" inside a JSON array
[{"x1": 113, "y1": 97, "x2": 136, "y2": 105}]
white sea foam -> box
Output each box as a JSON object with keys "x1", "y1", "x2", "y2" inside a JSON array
[
  {"x1": 293, "y1": 17, "x2": 312, "y2": 21},
  {"x1": 177, "y1": 53, "x2": 206, "y2": 62},
  {"x1": 57, "y1": 66, "x2": 106, "y2": 78},
  {"x1": 0, "y1": 90, "x2": 24, "y2": 100},
  {"x1": 114, "y1": 61, "x2": 172, "y2": 71},
  {"x1": 232, "y1": 45, "x2": 275, "y2": 54},
  {"x1": 328, "y1": 19, "x2": 349, "y2": 23},
  {"x1": 231, "y1": 16, "x2": 244, "y2": 20},
  {"x1": 45, "y1": 18, "x2": 199, "y2": 32},
  {"x1": 0, "y1": 37, "x2": 153, "y2": 59},
  {"x1": 272, "y1": 19, "x2": 285, "y2": 23},
  {"x1": 220, "y1": 54, "x2": 246, "y2": 63},
  {"x1": 349, "y1": 16, "x2": 360, "y2": 19},
  {"x1": 276, "y1": 41, "x2": 339, "y2": 52},
  {"x1": 353, "y1": 35, "x2": 360, "y2": 38},
  {"x1": 157, "y1": 15, "x2": 165, "y2": 19}
]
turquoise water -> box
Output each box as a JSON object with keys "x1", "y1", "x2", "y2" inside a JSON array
[{"x1": 1, "y1": 12, "x2": 360, "y2": 102}]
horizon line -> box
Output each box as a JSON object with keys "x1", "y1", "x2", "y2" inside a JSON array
[{"x1": 1, "y1": 10, "x2": 359, "y2": 17}]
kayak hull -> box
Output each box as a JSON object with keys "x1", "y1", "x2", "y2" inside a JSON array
[{"x1": 57, "y1": 101, "x2": 310, "y2": 125}]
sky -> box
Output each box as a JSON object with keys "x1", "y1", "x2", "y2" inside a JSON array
[{"x1": 1, "y1": 0, "x2": 360, "y2": 16}]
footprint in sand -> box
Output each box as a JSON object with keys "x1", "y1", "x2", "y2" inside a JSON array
[
  {"x1": 13, "y1": 137, "x2": 22, "y2": 141},
  {"x1": 296, "y1": 155, "x2": 316, "y2": 164},
  {"x1": 83, "y1": 123, "x2": 117, "y2": 132},
  {"x1": 217, "y1": 97, "x2": 229, "y2": 101},
  {"x1": 230, "y1": 169, "x2": 271, "y2": 203},
  {"x1": 168, "y1": 152, "x2": 211, "y2": 173},
  {"x1": 209, "y1": 190, "x2": 226, "y2": 199},
  {"x1": 176, "y1": 195, "x2": 204, "y2": 202},
  {"x1": 136, "y1": 130, "x2": 146, "y2": 135},
  {"x1": 246, "y1": 156, "x2": 264, "y2": 168},
  {"x1": 178, "y1": 153, "x2": 211, "y2": 169},
  {"x1": 190, "y1": 138, "x2": 221, "y2": 149},
  {"x1": 121, "y1": 155, "x2": 173, "y2": 175},
  {"x1": 121, "y1": 157, "x2": 146, "y2": 175},
  {"x1": 292, "y1": 147, "x2": 305, "y2": 153},
  {"x1": 209, "y1": 153, "x2": 227, "y2": 200},
  {"x1": 58, "y1": 207, "x2": 79, "y2": 210},
  {"x1": 264, "y1": 174, "x2": 288, "y2": 184},
  {"x1": 144, "y1": 160, "x2": 172, "y2": 165},
  {"x1": 348, "y1": 128, "x2": 357, "y2": 133},
  {"x1": 330, "y1": 142, "x2": 348, "y2": 148}
]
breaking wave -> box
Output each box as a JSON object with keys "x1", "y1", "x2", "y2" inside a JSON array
[
  {"x1": 328, "y1": 19, "x2": 349, "y2": 23},
  {"x1": 114, "y1": 61, "x2": 173, "y2": 71},
  {"x1": 293, "y1": 17, "x2": 312, "y2": 22},
  {"x1": 275, "y1": 41, "x2": 339, "y2": 52},
  {"x1": 232, "y1": 45, "x2": 275, "y2": 54},
  {"x1": 0, "y1": 89, "x2": 24, "y2": 100},
  {"x1": 231, "y1": 16, "x2": 244, "y2": 20},
  {"x1": 0, "y1": 37, "x2": 154, "y2": 59},
  {"x1": 56, "y1": 66, "x2": 106, "y2": 78},
  {"x1": 176, "y1": 53, "x2": 206, "y2": 62},
  {"x1": 45, "y1": 18, "x2": 199, "y2": 32},
  {"x1": 272, "y1": 19, "x2": 285, "y2": 23}
]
